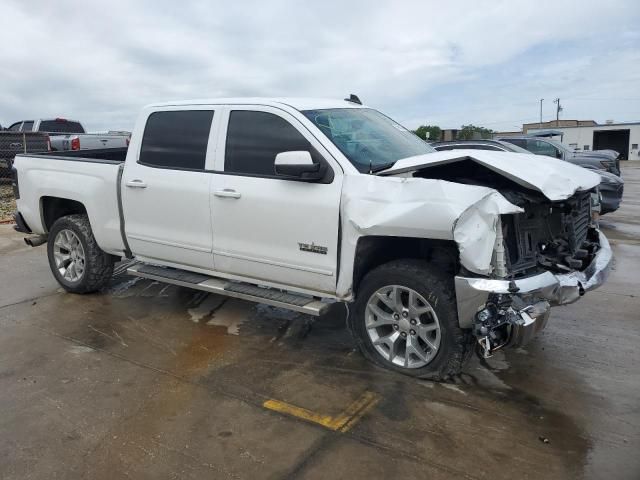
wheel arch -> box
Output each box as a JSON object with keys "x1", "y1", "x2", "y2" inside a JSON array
[
  {"x1": 351, "y1": 236, "x2": 460, "y2": 296},
  {"x1": 40, "y1": 196, "x2": 88, "y2": 232}
]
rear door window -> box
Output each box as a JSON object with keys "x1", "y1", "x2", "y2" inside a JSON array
[
  {"x1": 21, "y1": 121, "x2": 34, "y2": 132},
  {"x1": 224, "y1": 110, "x2": 321, "y2": 176},
  {"x1": 139, "y1": 110, "x2": 214, "y2": 170}
]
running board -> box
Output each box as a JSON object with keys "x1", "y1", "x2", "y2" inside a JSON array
[{"x1": 126, "y1": 264, "x2": 329, "y2": 316}]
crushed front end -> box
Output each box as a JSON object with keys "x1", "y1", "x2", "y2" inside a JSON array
[{"x1": 455, "y1": 190, "x2": 613, "y2": 357}]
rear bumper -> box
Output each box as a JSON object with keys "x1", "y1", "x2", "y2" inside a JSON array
[{"x1": 454, "y1": 231, "x2": 613, "y2": 346}]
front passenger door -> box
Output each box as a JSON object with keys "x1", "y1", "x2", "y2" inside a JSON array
[{"x1": 211, "y1": 107, "x2": 343, "y2": 294}]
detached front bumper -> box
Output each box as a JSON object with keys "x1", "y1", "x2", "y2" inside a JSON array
[{"x1": 454, "y1": 231, "x2": 613, "y2": 348}]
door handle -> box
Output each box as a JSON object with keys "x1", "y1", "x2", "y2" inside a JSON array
[
  {"x1": 214, "y1": 189, "x2": 241, "y2": 199},
  {"x1": 125, "y1": 179, "x2": 147, "y2": 188}
]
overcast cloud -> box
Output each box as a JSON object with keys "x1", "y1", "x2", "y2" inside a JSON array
[{"x1": 1, "y1": 0, "x2": 639, "y2": 132}]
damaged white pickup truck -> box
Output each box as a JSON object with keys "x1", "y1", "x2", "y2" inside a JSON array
[{"x1": 12, "y1": 97, "x2": 612, "y2": 379}]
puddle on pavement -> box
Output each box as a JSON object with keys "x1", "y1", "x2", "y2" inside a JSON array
[{"x1": 65, "y1": 275, "x2": 597, "y2": 477}]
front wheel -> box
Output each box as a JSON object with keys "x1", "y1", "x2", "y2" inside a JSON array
[
  {"x1": 348, "y1": 259, "x2": 473, "y2": 380},
  {"x1": 47, "y1": 214, "x2": 115, "y2": 293}
]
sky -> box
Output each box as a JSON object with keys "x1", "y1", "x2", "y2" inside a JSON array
[{"x1": 1, "y1": 0, "x2": 639, "y2": 133}]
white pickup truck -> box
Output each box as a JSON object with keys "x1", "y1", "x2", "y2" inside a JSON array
[
  {"x1": 12, "y1": 97, "x2": 612, "y2": 379},
  {"x1": 8, "y1": 118, "x2": 129, "y2": 152}
]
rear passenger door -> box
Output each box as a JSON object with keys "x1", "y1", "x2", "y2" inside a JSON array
[
  {"x1": 210, "y1": 106, "x2": 343, "y2": 294},
  {"x1": 122, "y1": 108, "x2": 218, "y2": 269}
]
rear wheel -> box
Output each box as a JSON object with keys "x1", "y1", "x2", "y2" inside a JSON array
[
  {"x1": 47, "y1": 214, "x2": 115, "y2": 293},
  {"x1": 348, "y1": 259, "x2": 473, "y2": 380}
]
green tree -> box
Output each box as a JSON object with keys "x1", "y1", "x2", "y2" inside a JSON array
[
  {"x1": 457, "y1": 124, "x2": 494, "y2": 140},
  {"x1": 413, "y1": 125, "x2": 441, "y2": 142}
]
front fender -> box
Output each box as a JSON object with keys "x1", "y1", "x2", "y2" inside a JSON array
[{"x1": 336, "y1": 175, "x2": 521, "y2": 298}]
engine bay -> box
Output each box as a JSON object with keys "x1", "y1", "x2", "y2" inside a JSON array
[{"x1": 413, "y1": 158, "x2": 599, "y2": 277}]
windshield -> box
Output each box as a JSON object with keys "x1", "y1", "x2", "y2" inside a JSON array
[{"x1": 302, "y1": 108, "x2": 435, "y2": 172}]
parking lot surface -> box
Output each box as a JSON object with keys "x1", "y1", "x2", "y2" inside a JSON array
[{"x1": 1, "y1": 165, "x2": 639, "y2": 480}]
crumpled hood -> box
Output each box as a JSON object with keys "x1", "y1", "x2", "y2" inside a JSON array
[{"x1": 379, "y1": 149, "x2": 601, "y2": 201}]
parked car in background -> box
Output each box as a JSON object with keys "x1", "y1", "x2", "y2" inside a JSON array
[
  {"x1": 431, "y1": 139, "x2": 624, "y2": 214},
  {"x1": 581, "y1": 168, "x2": 624, "y2": 215},
  {"x1": 8, "y1": 118, "x2": 129, "y2": 152},
  {"x1": 497, "y1": 135, "x2": 621, "y2": 176},
  {"x1": 12, "y1": 97, "x2": 611, "y2": 379},
  {"x1": 431, "y1": 139, "x2": 532, "y2": 154},
  {"x1": 0, "y1": 130, "x2": 50, "y2": 177}
]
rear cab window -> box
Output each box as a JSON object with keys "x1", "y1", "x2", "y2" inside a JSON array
[
  {"x1": 224, "y1": 110, "x2": 329, "y2": 179},
  {"x1": 139, "y1": 110, "x2": 214, "y2": 170},
  {"x1": 38, "y1": 120, "x2": 85, "y2": 133}
]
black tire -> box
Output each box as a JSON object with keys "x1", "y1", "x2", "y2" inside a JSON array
[
  {"x1": 47, "y1": 214, "x2": 115, "y2": 293},
  {"x1": 348, "y1": 259, "x2": 473, "y2": 380}
]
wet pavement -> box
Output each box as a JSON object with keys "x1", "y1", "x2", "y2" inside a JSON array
[{"x1": 1, "y1": 165, "x2": 639, "y2": 479}]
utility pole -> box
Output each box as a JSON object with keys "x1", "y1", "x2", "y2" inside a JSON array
[
  {"x1": 553, "y1": 98, "x2": 562, "y2": 127},
  {"x1": 539, "y1": 98, "x2": 544, "y2": 128}
]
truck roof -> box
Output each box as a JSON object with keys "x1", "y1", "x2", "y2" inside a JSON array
[{"x1": 146, "y1": 97, "x2": 366, "y2": 111}]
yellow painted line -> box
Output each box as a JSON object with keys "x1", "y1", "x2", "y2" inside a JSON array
[
  {"x1": 263, "y1": 399, "x2": 337, "y2": 429},
  {"x1": 263, "y1": 391, "x2": 379, "y2": 432},
  {"x1": 335, "y1": 391, "x2": 380, "y2": 432}
]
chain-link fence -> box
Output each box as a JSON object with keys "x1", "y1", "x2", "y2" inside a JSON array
[{"x1": 1, "y1": 132, "x2": 49, "y2": 220}]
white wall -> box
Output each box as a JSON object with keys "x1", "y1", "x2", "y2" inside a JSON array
[{"x1": 529, "y1": 123, "x2": 640, "y2": 161}]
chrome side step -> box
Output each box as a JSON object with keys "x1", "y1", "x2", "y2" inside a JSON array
[{"x1": 126, "y1": 264, "x2": 329, "y2": 316}]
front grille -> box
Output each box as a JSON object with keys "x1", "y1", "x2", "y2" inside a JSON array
[
  {"x1": 502, "y1": 191, "x2": 595, "y2": 276},
  {"x1": 565, "y1": 192, "x2": 591, "y2": 251}
]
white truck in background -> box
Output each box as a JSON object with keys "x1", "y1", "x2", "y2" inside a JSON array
[
  {"x1": 11, "y1": 97, "x2": 612, "y2": 379},
  {"x1": 7, "y1": 118, "x2": 129, "y2": 152}
]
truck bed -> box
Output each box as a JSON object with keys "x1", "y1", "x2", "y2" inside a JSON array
[
  {"x1": 13, "y1": 149, "x2": 127, "y2": 255},
  {"x1": 24, "y1": 147, "x2": 128, "y2": 163}
]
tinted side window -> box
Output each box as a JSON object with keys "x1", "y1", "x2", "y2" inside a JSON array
[
  {"x1": 527, "y1": 139, "x2": 558, "y2": 157},
  {"x1": 225, "y1": 110, "x2": 319, "y2": 176},
  {"x1": 504, "y1": 138, "x2": 526, "y2": 148},
  {"x1": 21, "y1": 121, "x2": 34, "y2": 132},
  {"x1": 38, "y1": 120, "x2": 85, "y2": 133},
  {"x1": 8, "y1": 122, "x2": 21, "y2": 131},
  {"x1": 139, "y1": 110, "x2": 214, "y2": 170}
]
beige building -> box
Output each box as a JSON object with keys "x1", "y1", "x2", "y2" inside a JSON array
[
  {"x1": 527, "y1": 121, "x2": 640, "y2": 161},
  {"x1": 522, "y1": 119, "x2": 597, "y2": 134}
]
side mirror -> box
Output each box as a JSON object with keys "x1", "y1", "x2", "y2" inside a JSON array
[{"x1": 274, "y1": 151, "x2": 322, "y2": 181}]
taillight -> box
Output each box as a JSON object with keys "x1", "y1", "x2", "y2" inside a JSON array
[
  {"x1": 71, "y1": 137, "x2": 80, "y2": 150},
  {"x1": 45, "y1": 134, "x2": 51, "y2": 151}
]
